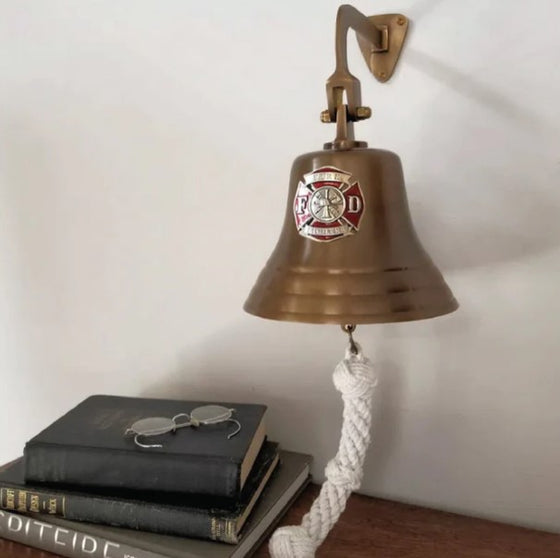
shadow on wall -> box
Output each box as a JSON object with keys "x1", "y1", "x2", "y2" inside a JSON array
[
  {"x1": 406, "y1": 50, "x2": 557, "y2": 137},
  {"x1": 139, "y1": 316, "x2": 415, "y2": 488},
  {"x1": 410, "y1": 177, "x2": 560, "y2": 272},
  {"x1": 361, "y1": 359, "x2": 405, "y2": 486},
  {"x1": 402, "y1": 49, "x2": 560, "y2": 271},
  {"x1": 140, "y1": 321, "x2": 345, "y2": 478}
]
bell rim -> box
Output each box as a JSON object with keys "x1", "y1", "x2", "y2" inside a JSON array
[{"x1": 243, "y1": 298, "x2": 459, "y2": 325}]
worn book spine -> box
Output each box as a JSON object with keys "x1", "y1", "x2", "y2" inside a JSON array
[
  {"x1": 0, "y1": 509, "x2": 165, "y2": 558},
  {"x1": 0, "y1": 484, "x2": 239, "y2": 543},
  {"x1": 24, "y1": 444, "x2": 239, "y2": 497}
]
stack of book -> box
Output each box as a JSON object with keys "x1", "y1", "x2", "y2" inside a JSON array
[{"x1": 0, "y1": 395, "x2": 312, "y2": 558}]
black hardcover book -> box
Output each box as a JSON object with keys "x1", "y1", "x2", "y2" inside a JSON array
[
  {"x1": 0, "y1": 442, "x2": 279, "y2": 543},
  {"x1": 24, "y1": 395, "x2": 267, "y2": 497},
  {"x1": 0, "y1": 450, "x2": 313, "y2": 558}
]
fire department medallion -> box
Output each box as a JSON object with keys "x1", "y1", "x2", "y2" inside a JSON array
[{"x1": 293, "y1": 166, "x2": 365, "y2": 242}]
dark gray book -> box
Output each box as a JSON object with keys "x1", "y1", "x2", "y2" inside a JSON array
[
  {"x1": 0, "y1": 442, "x2": 279, "y2": 542},
  {"x1": 0, "y1": 450, "x2": 312, "y2": 558},
  {"x1": 24, "y1": 395, "x2": 267, "y2": 498}
]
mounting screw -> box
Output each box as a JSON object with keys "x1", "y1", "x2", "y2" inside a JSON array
[
  {"x1": 397, "y1": 16, "x2": 406, "y2": 26},
  {"x1": 320, "y1": 110, "x2": 332, "y2": 123}
]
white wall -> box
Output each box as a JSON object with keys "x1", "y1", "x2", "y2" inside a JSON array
[{"x1": 2, "y1": 0, "x2": 560, "y2": 532}]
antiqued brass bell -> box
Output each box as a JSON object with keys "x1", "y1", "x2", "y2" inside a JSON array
[
  {"x1": 244, "y1": 5, "x2": 458, "y2": 324},
  {"x1": 244, "y1": 147, "x2": 458, "y2": 324}
]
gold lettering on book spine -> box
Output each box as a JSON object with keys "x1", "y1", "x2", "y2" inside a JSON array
[
  {"x1": 30, "y1": 494, "x2": 40, "y2": 513},
  {"x1": 225, "y1": 520, "x2": 236, "y2": 543},
  {"x1": 0, "y1": 489, "x2": 65, "y2": 516},
  {"x1": 210, "y1": 518, "x2": 237, "y2": 544},
  {"x1": 1, "y1": 489, "x2": 16, "y2": 510},
  {"x1": 17, "y1": 491, "x2": 27, "y2": 513},
  {"x1": 210, "y1": 517, "x2": 217, "y2": 540},
  {"x1": 48, "y1": 498, "x2": 58, "y2": 514}
]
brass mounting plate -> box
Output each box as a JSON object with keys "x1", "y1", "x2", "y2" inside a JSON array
[{"x1": 357, "y1": 14, "x2": 409, "y2": 83}]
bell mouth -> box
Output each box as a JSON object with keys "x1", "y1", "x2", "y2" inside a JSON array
[{"x1": 244, "y1": 264, "x2": 459, "y2": 325}]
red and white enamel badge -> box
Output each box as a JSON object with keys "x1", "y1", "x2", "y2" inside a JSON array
[{"x1": 293, "y1": 166, "x2": 365, "y2": 242}]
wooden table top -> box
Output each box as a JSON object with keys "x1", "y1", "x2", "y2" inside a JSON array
[
  {"x1": 0, "y1": 484, "x2": 559, "y2": 557},
  {"x1": 253, "y1": 485, "x2": 560, "y2": 557}
]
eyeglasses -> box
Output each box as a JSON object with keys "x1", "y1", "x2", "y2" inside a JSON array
[{"x1": 124, "y1": 404, "x2": 241, "y2": 448}]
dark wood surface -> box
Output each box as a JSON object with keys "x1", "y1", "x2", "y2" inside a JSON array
[
  {"x1": 0, "y1": 484, "x2": 559, "y2": 557},
  {"x1": 253, "y1": 485, "x2": 560, "y2": 557}
]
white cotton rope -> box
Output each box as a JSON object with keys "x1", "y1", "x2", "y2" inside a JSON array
[{"x1": 269, "y1": 343, "x2": 378, "y2": 558}]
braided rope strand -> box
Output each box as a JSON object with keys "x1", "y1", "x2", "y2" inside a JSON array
[{"x1": 269, "y1": 345, "x2": 377, "y2": 557}]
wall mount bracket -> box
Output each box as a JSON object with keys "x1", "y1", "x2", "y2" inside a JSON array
[
  {"x1": 357, "y1": 13, "x2": 409, "y2": 84},
  {"x1": 324, "y1": 5, "x2": 409, "y2": 124}
]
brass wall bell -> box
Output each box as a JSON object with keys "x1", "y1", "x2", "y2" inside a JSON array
[{"x1": 244, "y1": 5, "x2": 458, "y2": 324}]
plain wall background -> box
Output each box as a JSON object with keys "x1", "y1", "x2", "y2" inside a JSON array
[{"x1": 1, "y1": 0, "x2": 560, "y2": 532}]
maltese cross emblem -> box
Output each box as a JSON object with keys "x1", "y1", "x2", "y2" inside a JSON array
[{"x1": 293, "y1": 166, "x2": 365, "y2": 242}]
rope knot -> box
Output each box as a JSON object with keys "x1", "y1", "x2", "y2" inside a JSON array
[
  {"x1": 325, "y1": 458, "x2": 362, "y2": 491},
  {"x1": 269, "y1": 342, "x2": 378, "y2": 558},
  {"x1": 269, "y1": 526, "x2": 316, "y2": 558},
  {"x1": 332, "y1": 355, "x2": 377, "y2": 399}
]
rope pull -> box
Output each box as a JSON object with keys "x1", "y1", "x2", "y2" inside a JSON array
[{"x1": 269, "y1": 328, "x2": 377, "y2": 558}]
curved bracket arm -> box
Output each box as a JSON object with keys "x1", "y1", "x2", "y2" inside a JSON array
[{"x1": 325, "y1": 5, "x2": 409, "y2": 122}]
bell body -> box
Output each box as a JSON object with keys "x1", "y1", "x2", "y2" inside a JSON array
[{"x1": 244, "y1": 147, "x2": 458, "y2": 324}]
